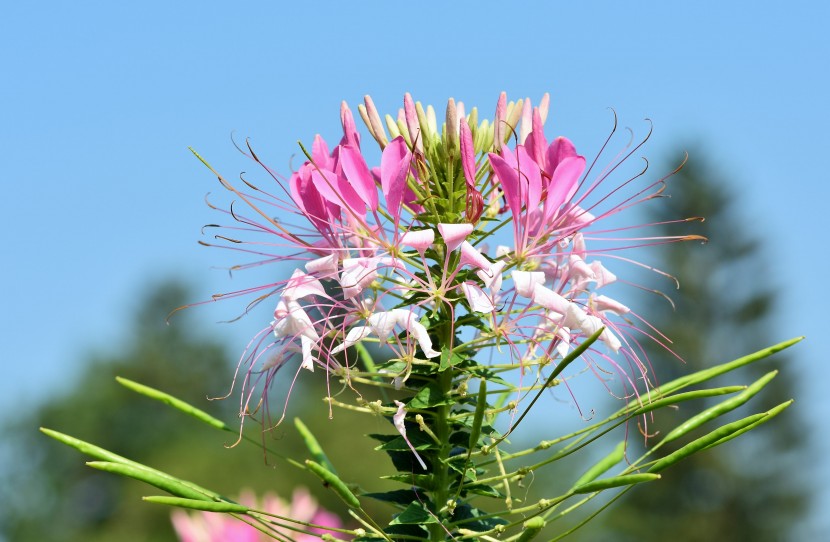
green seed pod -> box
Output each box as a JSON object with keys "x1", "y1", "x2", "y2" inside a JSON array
[
  {"x1": 143, "y1": 496, "x2": 248, "y2": 513},
  {"x1": 662, "y1": 371, "x2": 777, "y2": 443},
  {"x1": 572, "y1": 441, "x2": 626, "y2": 488},
  {"x1": 573, "y1": 473, "x2": 661, "y2": 494},
  {"x1": 116, "y1": 377, "x2": 228, "y2": 431},
  {"x1": 633, "y1": 386, "x2": 746, "y2": 416},
  {"x1": 305, "y1": 460, "x2": 361, "y2": 509},
  {"x1": 516, "y1": 516, "x2": 546, "y2": 541},
  {"x1": 649, "y1": 411, "x2": 769, "y2": 473},
  {"x1": 87, "y1": 461, "x2": 210, "y2": 501},
  {"x1": 295, "y1": 418, "x2": 337, "y2": 475},
  {"x1": 468, "y1": 379, "x2": 487, "y2": 451}
]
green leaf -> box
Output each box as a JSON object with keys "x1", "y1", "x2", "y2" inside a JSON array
[
  {"x1": 452, "y1": 503, "x2": 509, "y2": 531},
  {"x1": 362, "y1": 489, "x2": 426, "y2": 507},
  {"x1": 408, "y1": 382, "x2": 451, "y2": 409},
  {"x1": 439, "y1": 349, "x2": 466, "y2": 371},
  {"x1": 389, "y1": 502, "x2": 438, "y2": 525}
]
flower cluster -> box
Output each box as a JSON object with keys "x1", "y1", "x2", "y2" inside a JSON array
[{"x1": 199, "y1": 92, "x2": 695, "y2": 426}]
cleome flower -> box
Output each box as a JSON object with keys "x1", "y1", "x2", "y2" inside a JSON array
[{"x1": 193, "y1": 91, "x2": 702, "y2": 428}]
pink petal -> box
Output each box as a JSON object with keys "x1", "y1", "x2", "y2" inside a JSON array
[
  {"x1": 493, "y1": 91, "x2": 507, "y2": 151},
  {"x1": 459, "y1": 120, "x2": 476, "y2": 187},
  {"x1": 519, "y1": 97, "x2": 532, "y2": 143},
  {"x1": 400, "y1": 229, "x2": 434, "y2": 253},
  {"x1": 404, "y1": 92, "x2": 423, "y2": 153},
  {"x1": 339, "y1": 145, "x2": 379, "y2": 211},
  {"x1": 545, "y1": 155, "x2": 585, "y2": 220},
  {"x1": 488, "y1": 152, "x2": 521, "y2": 215},
  {"x1": 284, "y1": 269, "x2": 329, "y2": 300},
  {"x1": 380, "y1": 136, "x2": 411, "y2": 222},
  {"x1": 310, "y1": 168, "x2": 365, "y2": 217},
  {"x1": 311, "y1": 134, "x2": 333, "y2": 170},
  {"x1": 339, "y1": 101, "x2": 361, "y2": 149},
  {"x1": 437, "y1": 223, "x2": 473, "y2": 251},
  {"x1": 545, "y1": 136, "x2": 578, "y2": 175},
  {"x1": 459, "y1": 241, "x2": 492, "y2": 271},
  {"x1": 516, "y1": 145, "x2": 543, "y2": 212},
  {"x1": 524, "y1": 107, "x2": 548, "y2": 168}
]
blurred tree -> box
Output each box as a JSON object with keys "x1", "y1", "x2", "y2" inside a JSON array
[
  {"x1": 589, "y1": 151, "x2": 808, "y2": 541},
  {"x1": 1, "y1": 281, "x2": 394, "y2": 541}
]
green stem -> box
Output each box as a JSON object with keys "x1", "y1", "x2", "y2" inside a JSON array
[{"x1": 429, "y1": 367, "x2": 454, "y2": 541}]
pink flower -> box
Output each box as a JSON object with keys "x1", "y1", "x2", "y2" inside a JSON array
[{"x1": 196, "y1": 91, "x2": 699, "y2": 428}]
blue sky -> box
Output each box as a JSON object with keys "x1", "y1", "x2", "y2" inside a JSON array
[{"x1": 3, "y1": 0, "x2": 829, "y2": 534}]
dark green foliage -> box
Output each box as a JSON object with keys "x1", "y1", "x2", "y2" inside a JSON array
[{"x1": 592, "y1": 151, "x2": 809, "y2": 541}]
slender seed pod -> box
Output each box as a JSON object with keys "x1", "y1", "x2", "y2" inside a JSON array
[
  {"x1": 116, "y1": 377, "x2": 229, "y2": 431},
  {"x1": 142, "y1": 496, "x2": 249, "y2": 513},
  {"x1": 305, "y1": 460, "x2": 361, "y2": 509}
]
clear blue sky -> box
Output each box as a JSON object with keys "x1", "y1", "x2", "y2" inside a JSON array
[{"x1": 3, "y1": 0, "x2": 828, "y2": 534}]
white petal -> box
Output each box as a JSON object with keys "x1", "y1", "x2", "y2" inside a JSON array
[
  {"x1": 305, "y1": 254, "x2": 339, "y2": 275},
  {"x1": 512, "y1": 271, "x2": 545, "y2": 298},
  {"x1": 532, "y1": 284, "x2": 569, "y2": 314},
  {"x1": 461, "y1": 282, "x2": 494, "y2": 313},
  {"x1": 393, "y1": 401, "x2": 427, "y2": 470},
  {"x1": 594, "y1": 294, "x2": 630, "y2": 314},
  {"x1": 300, "y1": 336, "x2": 315, "y2": 371}
]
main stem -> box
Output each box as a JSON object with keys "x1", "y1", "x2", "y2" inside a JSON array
[
  {"x1": 428, "y1": 312, "x2": 456, "y2": 542},
  {"x1": 428, "y1": 367, "x2": 454, "y2": 542}
]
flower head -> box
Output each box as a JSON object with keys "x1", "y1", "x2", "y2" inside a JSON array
[{"x1": 195, "y1": 91, "x2": 701, "y2": 427}]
